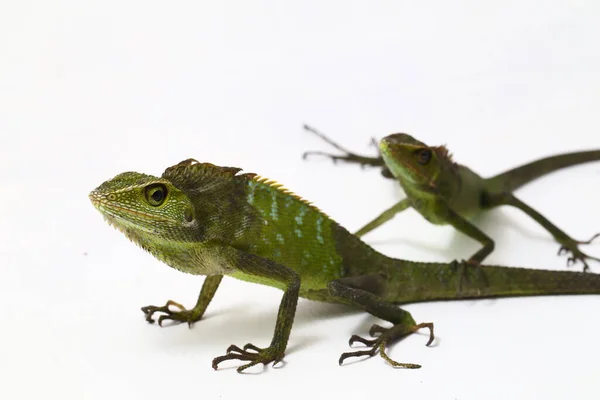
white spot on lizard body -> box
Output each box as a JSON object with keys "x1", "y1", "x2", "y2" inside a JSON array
[
  {"x1": 316, "y1": 215, "x2": 324, "y2": 244},
  {"x1": 276, "y1": 233, "x2": 285, "y2": 244},
  {"x1": 270, "y1": 190, "x2": 279, "y2": 221}
]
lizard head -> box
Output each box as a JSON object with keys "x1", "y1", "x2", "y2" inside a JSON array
[
  {"x1": 379, "y1": 133, "x2": 452, "y2": 186},
  {"x1": 89, "y1": 171, "x2": 197, "y2": 242}
]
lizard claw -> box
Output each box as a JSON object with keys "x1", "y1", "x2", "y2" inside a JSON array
[
  {"x1": 339, "y1": 322, "x2": 434, "y2": 368},
  {"x1": 213, "y1": 343, "x2": 285, "y2": 373},
  {"x1": 348, "y1": 334, "x2": 377, "y2": 347},
  {"x1": 140, "y1": 300, "x2": 200, "y2": 327},
  {"x1": 557, "y1": 232, "x2": 600, "y2": 272}
]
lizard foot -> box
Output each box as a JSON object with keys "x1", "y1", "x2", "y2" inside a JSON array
[
  {"x1": 339, "y1": 322, "x2": 434, "y2": 368},
  {"x1": 301, "y1": 124, "x2": 384, "y2": 168},
  {"x1": 212, "y1": 343, "x2": 285, "y2": 373},
  {"x1": 558, "y1": 233, "x2": 600, "y2": 272},
  {"x1": 141, "y1": 300, "x2": 201, "y2": 327}
]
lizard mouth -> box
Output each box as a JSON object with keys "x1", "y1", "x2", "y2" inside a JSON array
[
  {"x1": 89, "y1": 196, "x2": 150, "y2": 248},
  {"x1": 88, "y1": 191, "x2": 172, "y2": 240},
  {"x1": 89, "y1": 199, "x2": 129, "y2": 236}
]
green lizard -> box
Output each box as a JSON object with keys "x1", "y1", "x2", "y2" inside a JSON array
[
  {"x1": 90, "y1": 158, "x2": 600, "y2": 373},
  {"x1": 303, "y1": 125, "x2": 600, "y2": 270}
]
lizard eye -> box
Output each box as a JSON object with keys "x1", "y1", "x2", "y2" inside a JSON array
[
  {"x1": 415, "y1": 149, "x2": 432, "y2": 165},
  {"x1": 144, "y1": 183, "x2": 167, "y2": 206}
]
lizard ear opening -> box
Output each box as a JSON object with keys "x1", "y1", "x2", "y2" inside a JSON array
[{"x1": 184, "y1": 207, "x2": 194, "y2": 223}]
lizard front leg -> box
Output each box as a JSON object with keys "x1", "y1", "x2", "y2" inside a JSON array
[
  {"x1": 442, "y1": 207, "x2": 496, "y2": 265},
  {"x1": 141, "y1": 274, "x2": 223, "y2": 327},
  {"x1": 328, "y1": 275, "x2": 434, "y2": 368},
  {"x1": 354, "y1": 199, "x2": 412, "y2": 237},
  {"x1": 212, "y1": 248, "x2": 301, "y2": 373},
  {"x1": 302, "y1": 125, "x2": 393, "y2": 178}
]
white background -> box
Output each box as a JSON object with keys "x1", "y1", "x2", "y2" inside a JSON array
[{"x1": 2, "y1": 1, "x2": 600, "y2": 399}]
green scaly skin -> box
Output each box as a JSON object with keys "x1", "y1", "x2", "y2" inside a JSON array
[
  {"x1": 90, "y1": 158, "x2": 600, "y2": 373},
  {"x1": 303, "y1": 125, "x2": 600, "y2": 271}
]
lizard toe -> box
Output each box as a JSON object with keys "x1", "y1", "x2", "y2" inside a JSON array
[
  {"x1": 339, "y1": 322, "x2": 434, "y2": 368},
  {"x1": 213, "y1": 343, "x2": 285, "y2": 373}
]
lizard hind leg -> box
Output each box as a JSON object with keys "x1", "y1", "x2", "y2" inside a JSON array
[
  {"x1": 328, "y1": 275, "x2": 434, "y2": 368},
  {"x1": 490, "y1": 193, "x2": 600, "y2": 272}
]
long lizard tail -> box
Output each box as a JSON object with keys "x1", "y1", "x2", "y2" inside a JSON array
[
  {"x1": 388, "y1": 260, "x2": 600, "y2": 304},
  {"x1": 484, "y1": 150, "x2": 600, "y2": 194}
]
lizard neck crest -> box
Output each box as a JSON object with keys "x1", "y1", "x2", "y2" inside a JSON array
[
  {"x1": 163, "y1": 158, "x2": 329, "y2": 218},
  {"x1": 162, "y1": 159, "x2": 243, "y2": 193},
  {"x1": 433, "y1": 145, "x2": 455, "y2": 166}
]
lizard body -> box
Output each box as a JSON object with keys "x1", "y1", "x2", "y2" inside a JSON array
[
  {"x1": 304, "y1": 126, "x2": 600, "y2": 270},
  {"x1": 90, "y1": 158, "x2": 600, "y2": 373}
]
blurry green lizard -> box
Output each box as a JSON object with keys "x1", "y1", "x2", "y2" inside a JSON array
[
  {"x1": 303, "y1": 125, "x2": 600, "y2": 271},
  {"x1": 90, "y1": 158, "x2": 600, "y2": 373}
]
